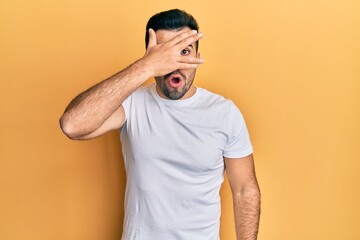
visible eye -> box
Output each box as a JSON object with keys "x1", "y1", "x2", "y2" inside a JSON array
[{"x1": 180, "y1": 48, "x2": 190, "y2": 55}]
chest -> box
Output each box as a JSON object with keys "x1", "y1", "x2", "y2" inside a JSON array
[{"x1": 124, "y1": 103, "x2": 228, "y2": 173}]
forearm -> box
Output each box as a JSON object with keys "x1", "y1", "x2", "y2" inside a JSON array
[
  {"x1": 60, "y1": 58, "x2": 150, "y2": 138},
  {"x1": 233, "y1": 182, "x2": 261, "y2": 240},
  {"x1": 60, "y1": 29, "x2": 203, "y2": 139}
]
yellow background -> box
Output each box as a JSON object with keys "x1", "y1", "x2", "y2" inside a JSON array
[{"x1": 1, "y1": 0, "x2": 359, "y2": 239}]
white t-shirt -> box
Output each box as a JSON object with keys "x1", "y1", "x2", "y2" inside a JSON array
[{"x1": 120, "y1": 83, "x2": 253, "y2": 240}]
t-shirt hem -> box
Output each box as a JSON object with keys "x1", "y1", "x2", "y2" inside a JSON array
[{"x1": 223, "y1": 148, "x2": 253, "y2": 159}]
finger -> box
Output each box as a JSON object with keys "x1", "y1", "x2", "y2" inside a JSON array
[
  {"x1": 176, "y1": 63, "x2": 200, "y2": 70},
  {"x1": 147, "y1": 28, "x2": 157, "y2": 48},
  {"x1": 175, "y1": 32, "x2": 203, "y2": 50},
  {"x1": 166, "y1": 29, "x2": 198, "y2": 47},
  {"x1": 178, "y1": 56, "x2": 204, "y2": 64}
]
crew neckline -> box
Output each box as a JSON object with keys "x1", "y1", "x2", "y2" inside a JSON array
[{"x1": 149, "y1": 83, "x2": 202, "y2": 106}]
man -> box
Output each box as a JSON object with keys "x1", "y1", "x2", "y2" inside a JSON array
[{"x1": 60, "y1": 9, "x2": 260, "y2": 240}]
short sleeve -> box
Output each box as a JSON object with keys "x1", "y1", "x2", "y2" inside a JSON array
[
  {"x1": 120, "y1": 86, "x2": 146, "y2": 133},
  {"x1": 121, "y1": 91, "x2": 133, "y2": 123},
  {"x1": 223, "y1": 103, "x2": 253, "y2": 158}
]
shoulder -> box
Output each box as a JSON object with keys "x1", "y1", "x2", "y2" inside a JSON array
[
  {"x1": 122, "y1": 84, "x2": 153, "y2": 112},
  {"x1": 126, "y1": 83, "x2": 153, "y2": 101},
  {"x1": 197, "y1": 87, "x2": 239, "y2": 112},
  {"x1": 198, "y1": 88, "x2": 247, "y2": 129}
]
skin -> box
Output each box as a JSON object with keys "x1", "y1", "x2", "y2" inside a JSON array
[
  {"x1": 60, "y1": 26, "x2": 260, "y2": 240},
  {"x1": 60, "y1": 28, "x2": 203, "y2": 140},
  {"x1": 154, "y1": 27, "x2": 200, "y2": 100},
  {"x1": 225, "y1": 154, "x2": 261, "y2": 240}
]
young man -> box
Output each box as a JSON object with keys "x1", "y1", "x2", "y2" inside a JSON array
[{"x1": 60, "y1": 9, "x2": 260, "y2": 240}]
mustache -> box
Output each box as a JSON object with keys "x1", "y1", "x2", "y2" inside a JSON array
[{"x1": 164, "y1": 70, "x2": 186, "y2": 80}]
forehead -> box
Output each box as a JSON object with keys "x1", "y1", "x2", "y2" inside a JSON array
[{"x1": 156, "y1": 27, "x2": 193, "y2": 45}]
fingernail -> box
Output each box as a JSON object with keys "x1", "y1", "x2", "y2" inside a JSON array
[{"x1": 191, "y1": 30, "x2": 198, "y2": 34}]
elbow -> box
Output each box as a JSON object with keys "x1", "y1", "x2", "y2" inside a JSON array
[
  {"x1": 59, "y1": 114, "x2": 80, "y2": 140},
  {"x1": 234, "y1": 184, "x2": 261, "y2": 201}
]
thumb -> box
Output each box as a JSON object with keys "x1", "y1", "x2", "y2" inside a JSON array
[{"x1": 147, "y1": 28, "x2": 157, "y2": 48}]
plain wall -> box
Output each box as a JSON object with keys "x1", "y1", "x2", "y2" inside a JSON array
[{"x1": 1, "y1": 0, "x2": 359, "y2": 239}]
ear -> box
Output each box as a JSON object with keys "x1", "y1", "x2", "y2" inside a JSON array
[{"x1": 197, "y1": 52, "x2": 200, "y2": 58}]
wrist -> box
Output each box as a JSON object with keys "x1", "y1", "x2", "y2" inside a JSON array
[{"x1": 136, "y1": 57, "x2": 154, "y2": 79}]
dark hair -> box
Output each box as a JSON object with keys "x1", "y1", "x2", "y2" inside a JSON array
[{"x1": 145, "y1": 9, "x2": 199, "y2": 51}]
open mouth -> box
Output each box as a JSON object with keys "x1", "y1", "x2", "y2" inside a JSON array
[
  {"x1": 167, "y1": 74, "x2": 183, "y2": 88},
  {"x1": 171, "y1": 77, "x2": 181, "y2": 84}
]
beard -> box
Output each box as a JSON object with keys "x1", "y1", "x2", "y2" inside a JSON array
[{"x1": 155, "y1": 70, "x2": 195, "y2": 100}]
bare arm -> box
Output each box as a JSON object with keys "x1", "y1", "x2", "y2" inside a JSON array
[
  {"x1": 59, "y1": 29, "x2": 203, "y2": 140},
  {"x1": 224, "y1": 154, "x2": 261, "y2": 240},
  {"x1": 59, "y1": 59, "x2": 150, "y2": 140}
]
